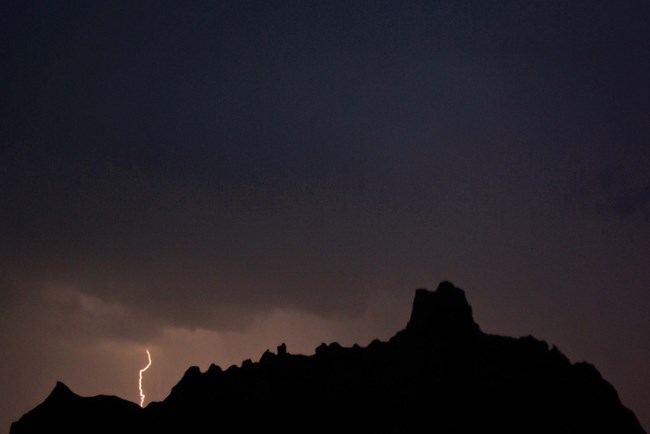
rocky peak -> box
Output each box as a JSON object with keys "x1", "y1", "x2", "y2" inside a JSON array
[
  {"x1": 43, "y1": 382, "x2": 78, "y2": 405},
  {"x1": 406, "y1": 281, "x2": 480, "y2": 338}
]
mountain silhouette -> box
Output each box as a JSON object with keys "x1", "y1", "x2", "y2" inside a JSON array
[{"x1": 11, "y1": 281, "x2": 646, "y2": 433}]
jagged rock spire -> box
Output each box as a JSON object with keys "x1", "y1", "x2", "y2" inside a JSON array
[{"x1": 406, "y1": 281, "x2": 481, "y2": 338}]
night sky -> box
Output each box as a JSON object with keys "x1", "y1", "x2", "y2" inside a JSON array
[{"x1": 1, "y1": 1, "x2": 649, "y2": 431}]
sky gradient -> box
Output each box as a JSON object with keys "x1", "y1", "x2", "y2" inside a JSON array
[{"x1": 1, "y1": 1, "x2": 649, "y2": 431}]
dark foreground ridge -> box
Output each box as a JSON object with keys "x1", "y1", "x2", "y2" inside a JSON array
[{"x1": 11, "y1": 282, "x2": 646, "y2": 434}]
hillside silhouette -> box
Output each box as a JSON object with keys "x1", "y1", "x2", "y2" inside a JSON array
[{"x1": 11, "y1": 282, "x2": 646, "y2": 433}]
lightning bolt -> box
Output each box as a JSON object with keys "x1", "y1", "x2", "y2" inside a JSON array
[{"x1": 138, "y1": 349, "x2": 152, "y2": 408}]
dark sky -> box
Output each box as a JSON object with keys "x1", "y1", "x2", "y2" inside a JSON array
[{"x1": 1, "y1": 0, "x2": 649, "y2": 431}]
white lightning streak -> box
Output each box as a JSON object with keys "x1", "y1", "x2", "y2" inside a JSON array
[{"x1": 138, "y1": 349, "x2": 152, "y2": 408}]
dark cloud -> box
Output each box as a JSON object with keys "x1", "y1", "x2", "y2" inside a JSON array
[
  {"x1": 576, "y1": 167, "x2": 650, "y2": 218},
  {"x1": 1, "y1": 0, "x2": 649, "y2": 325},
  {"x1": 612, "y1": 182, "x2": 650, "y2": 216}
]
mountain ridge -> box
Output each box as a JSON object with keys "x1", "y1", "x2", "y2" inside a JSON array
[{"x1": 11, "y1": 281, "x2": 646, "y2": 433}]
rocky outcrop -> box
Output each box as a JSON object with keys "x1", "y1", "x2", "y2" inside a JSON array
[
  {"x1": 406, "y1": 281, "x2": 480, "y2": 337},
  {"x1": 11, "y1": 382, "x2": 142, "y2": 434},
  {"x1": 11, "y1": 282, "x2": 646, "y2": 434}
]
